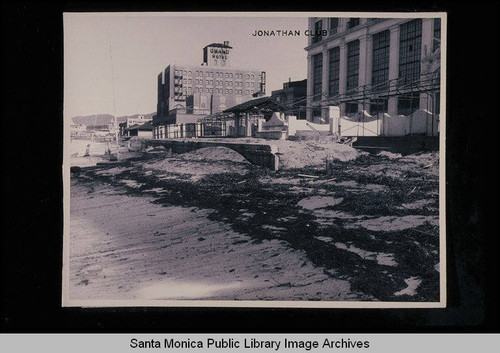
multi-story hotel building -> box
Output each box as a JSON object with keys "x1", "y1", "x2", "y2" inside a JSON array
[
  {"x1": 304, "y1": 17, "x2": 441, "y2": 121},
  {"x1": 155, "y1": 41, "x2": 266, "y2": 126}
]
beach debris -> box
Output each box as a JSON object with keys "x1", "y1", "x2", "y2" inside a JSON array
[{"x1": 297, "y1": 174, "x2": 320, "y2": 178}]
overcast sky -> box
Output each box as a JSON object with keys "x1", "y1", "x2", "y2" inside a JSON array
[{"x1": 63, "y1": 13, "x2": 310, "y2": 119}]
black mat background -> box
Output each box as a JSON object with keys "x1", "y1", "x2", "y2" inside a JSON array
[{"x1": 1, "y1": 1, "x2": 498, "y2": 333}]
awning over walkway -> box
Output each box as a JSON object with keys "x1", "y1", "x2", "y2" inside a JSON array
[{"x1": 222, "y1": 96, "x2": 283, "y2": 115}]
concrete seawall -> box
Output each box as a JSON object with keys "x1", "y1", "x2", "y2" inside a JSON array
[
  {"x1": 144, "y1": 139, "x2": 280, "y2": 171},
  {"x1": 352, "y1": 136, "x2": 439, "y2": 155}
]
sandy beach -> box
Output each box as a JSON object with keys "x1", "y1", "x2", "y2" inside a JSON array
[{"x1": 67, "y1": 138, "x2": 440, "y2": 304}]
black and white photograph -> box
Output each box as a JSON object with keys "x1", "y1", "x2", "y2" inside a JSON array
[{"x1": 63, "y1": 12, "x2": 446, "y2": 307}]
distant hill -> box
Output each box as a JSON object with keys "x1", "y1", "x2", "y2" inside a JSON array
[{"x1": 72, "y1": 112, "x2": 155, "y2": 126}]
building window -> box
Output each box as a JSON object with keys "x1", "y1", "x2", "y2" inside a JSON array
[
  {"x1": 346, "y1": 40, "x2": 360, "y2": 93},
  {"x1": 399, "y1": 19, "x2": 422, "y2": 86},
  {"x1": 313, "y1": 20, "x2": 323, "y2": 43},
  {"x1": 370, "y1": 98, "x2": 388, "y2": 115},
  {"x1": 398, "y1": 93, "x2": 420, "y2": 116},
  {"x1": 345, "y1": 103, "x2": 358, "y2": 114},
  {"x1": 433, "y1": 18, "x2": 441, "y2": 53},
  {"x1": 372, "y1": 30, "x2": 390, "y2": 91},
  {"x1": 329, "y1": 18, "x2": 339, "y2": 35},
  {"x1": 328, "y1": 46, "x2": 340, "y2": 96},
  {"x1": 312, "y1": 53, "x2": 323, "y2": 101},
  {"x1": 347, "y1": 18, "x2": 360, "y2": 29}
]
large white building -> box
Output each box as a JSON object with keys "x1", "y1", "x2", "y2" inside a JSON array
[{"x1": 304, "y1": 17, "x2": 441, "y2": 122}]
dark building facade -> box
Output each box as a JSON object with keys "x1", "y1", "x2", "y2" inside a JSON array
[
  {"x1": 271, "y1": 79, "x2": 307, "y2": 120},
  {"x1": 305, "y1": 17, "x2": 441, "y2": 121}
]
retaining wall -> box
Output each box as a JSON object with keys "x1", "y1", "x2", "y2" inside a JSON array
[{"x1": 145, "y1": 139, "x2": 280, "y2": 170}]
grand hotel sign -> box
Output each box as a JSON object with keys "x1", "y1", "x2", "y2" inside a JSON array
[{"x1": 210, "y1": 47, "x2": 230, "y2": 60}]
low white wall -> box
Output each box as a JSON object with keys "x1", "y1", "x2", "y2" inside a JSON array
[
  {"x1": 338, "y1": 109, "x2": 439, "y2": 137},
  {"x1": 340, "y1": 117, "x2": 381, "y2": 136},
  {"x1": 380, "y1": 110, "x2": 439, "y2": 136},
  {"x1": 339, "y1": 111, "x2": 381, "y2": 137},
  {"x1": 408, "y1": 110, "x2": 439, "y2": 136}
]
